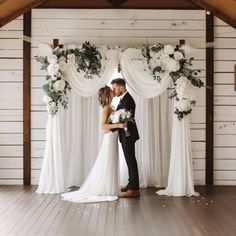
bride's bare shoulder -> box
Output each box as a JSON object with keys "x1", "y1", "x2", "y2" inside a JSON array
[{"x1": 103, "y1": 105, "x2": 112, "y2": 112}]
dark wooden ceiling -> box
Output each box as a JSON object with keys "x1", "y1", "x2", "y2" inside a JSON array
[
  {"x1": 0, "y1": 0, "x2": 236, "y2": 28},
  {"x1": 39, "y1": 0, "x2": 198, "y2": 9}
]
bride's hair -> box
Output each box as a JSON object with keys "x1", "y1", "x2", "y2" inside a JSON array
[{"x1": 98, "y1": 86, "x2": 112, "y2": 107}]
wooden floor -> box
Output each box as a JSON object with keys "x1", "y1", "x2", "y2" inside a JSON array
[{"x1": 0, "y1": 186, "x2": 236, "y2": 236}]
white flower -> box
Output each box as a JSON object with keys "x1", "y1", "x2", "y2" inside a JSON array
[
  {"x1": 165, "y1": 58, "x2": 180, "y2": 72},
  {"x1": 175, "y1": 76, "x2": 195, "y2": 100},
  {"x1": 53, "y1": 79, "x2": 66, "y2": 92},
  {"x1": 160, "y1": 54, "x2": 170, "y2": 65},
  {"x1": 67, "y1": 54, "x2": 76, "y2": 65},
  {"x1": 43, "y1": 95, "x2": 52, "y2": 104},
  {"x1": 176, "y1": 99, "x2": 192, "y2": 112},
  {"x1": 176, "y1": 76, "x2": 191, "y2": 90},
  {"x1": 85, "y1": 60, "x2": 90, "y2": 67},
  {"x1": 49, "y1": 101, "x2": 56, "y2": 108},
  {"x1": 149, "y1": 58, "x2": 161, "y2": 69},
  {"x1": 174, "y1": 51, "x2": 184, "y2": 60},
  {"x1": 51, "y1": 75, "x2": 58, "y2": 81},
  {"x1": 109, "y1": 109, "x2": 131, "y2": 123},
  {"x1": 191, "y1": 70, "x2": 199, "y2": 77},
  {"x1": 47, "y1": 55, "x2": 58, "y2": 64},
  {"x1": 47, "y1": 63, "x2": 59, "y2": 77},
  {"x1": 164, "y1": 45, "x2": 174, "y2": 55},
  {"x1": 58, "y1": 56, "x2": 66, "y2": 62},
  {"x1": 127, "y1": 48, "x2": 143, "y2": 60},
  {"x1": 58, "y1": 60, "x2": 68, "y2": 72}
]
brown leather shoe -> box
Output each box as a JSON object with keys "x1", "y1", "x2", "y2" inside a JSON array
[
  {"x1": 121, "y1": 184, "x2": 130, "y2": 192},
  {"x1": 120, "y1": 189, "x2": 140, "y2": 198}
]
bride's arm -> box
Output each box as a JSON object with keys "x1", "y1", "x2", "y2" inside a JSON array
[{"x1": 101, "y1": 106, "x2": 126, "y2": 130}]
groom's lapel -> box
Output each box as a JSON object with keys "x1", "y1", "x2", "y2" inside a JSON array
[
  {"x1": 117, "y1": 92, "x2": 129, "y2": 110},
  {"x1": 120, "y1": 92, "x2": 129, "y2": 104}
]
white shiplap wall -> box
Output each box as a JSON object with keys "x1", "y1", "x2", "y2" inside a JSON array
[
  {"x1": 214, "y1": 17, "x2": 236, "y2": 185},
  {"x1": 0, "y1": 17, "x2": 23, "y2": 184},
  {"x1": 31, "y1": 9, "x2": 206, "y2": 185}
]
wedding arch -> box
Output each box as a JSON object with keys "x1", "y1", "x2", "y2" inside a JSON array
[{"x1": 35, "y1": 40, "x2": 203, "y2": 196}]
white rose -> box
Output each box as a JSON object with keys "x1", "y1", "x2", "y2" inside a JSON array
[
  {"x1": 47, "y1": 63, "x2": 59, "y2": 76},
  {"x1": 126, "y1": 111, "x2": 132, "y2": 118},
  {"x1": 164, "y1": 45, "x2": 174, "y2": 55},
  {"x1": 127, "y1": 48, "x2": 143, "y2": 60},
  {"x1": 160, "y1": 54, "x2": 170, "y2": 64},
  {"x1": 177, "y1": 90, "x2": 191, "y2": 100},
  {"x1": 43, "y1": 95, "x2": 52, "y2": 104},
  {"x1": 176, "y1": 76, "x2": 195, "y2": 100},
  {"x1": 120, "y1": 113, "x2": 126, "y2": 120},
  {"x1": 53, "y1": 79, "x2": 66, "y2": 92},
  {"x1": 174, "y1": 51, "x2": 184, "y2": 60},
  {"x1": 49, "y1": 101, "x2": 56, "y2": 108},
  {"x1": 58, "y1": 60, "x2": 68, "y2": 72},
  {"x1": 165, "y1": 58, "x2": 180, "y2": 72},
  {"x1": 47, "y1": 55, "x2": 58, "y2": 64},
  {"x1": 51, "y1": 75, "x2": 58, "y2": 81},
  {"x1": 67, "y1": 54, "x2": 76, "y2": 65},
  {"x1": 176, "y1": 76, "x2": 191, "y2": 90},
  {"x1": 149, "y1": 58, "x2": 161, "y2": 69},
  {"x1": 150, "y1": 50, "x2": 162, "y2": 60},
  {"x1": 58, "y1": 56, "x2": 66, "y2": 62},
  {"x1": 176, "y1": 99, "x2": 192, "y2": 112}
]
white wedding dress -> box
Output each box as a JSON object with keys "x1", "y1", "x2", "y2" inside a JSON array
[{"x1": 61, "y1": 130, "x2": 120, "y2": 203}]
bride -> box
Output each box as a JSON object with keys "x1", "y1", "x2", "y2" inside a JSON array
[{"x1": 61, "y1": 85, "x2": 126, "y2": 203}]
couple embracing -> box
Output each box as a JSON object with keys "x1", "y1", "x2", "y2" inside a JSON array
[{"x1": 62, "y1": 78, "x2": 140, "y2": 203}]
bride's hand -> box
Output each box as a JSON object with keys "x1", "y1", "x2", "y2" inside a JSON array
[
  {"x1": 119, "y1": 123, "x2": 127, "y2": 129},
  {"x1": 104, "y1": 129, "x2": 110, "y2": 134}
]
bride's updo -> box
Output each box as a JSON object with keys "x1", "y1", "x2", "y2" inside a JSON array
[{"x1": 98, "y1": 86, "x2": 112, "y2": 107}]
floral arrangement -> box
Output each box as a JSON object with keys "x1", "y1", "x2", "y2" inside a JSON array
[
  {"x1": 108, "y1": 108, "x2": 132, "y2": 124},
  {"x1": 35, "y1": 41, "x2": 103, "y2": 115},
  {"x1": 142, "y1": 43, "x2": 204, "y2": 120}
]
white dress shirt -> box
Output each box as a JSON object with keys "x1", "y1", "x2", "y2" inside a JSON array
[{"x1": 119, "y1": 91, "x2": 128, "y2": 102}]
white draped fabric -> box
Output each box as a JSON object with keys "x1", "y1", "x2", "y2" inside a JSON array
[
  {"x1": 156, "y1": 106, "x2": 199, "y2": 196},
  {"x1": 120, "y1": 48, "x2": 171, "y2": 98},
  {"x1": 36, "y1": 46, "x2": 198, "y2": 197},
  {"x1": 65, "y1": 47, "x2": 119, "y2": 97}
]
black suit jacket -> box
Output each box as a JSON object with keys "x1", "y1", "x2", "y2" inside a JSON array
[{"x1": 116, "y1": 92, "x2": 140, "y2": 143}]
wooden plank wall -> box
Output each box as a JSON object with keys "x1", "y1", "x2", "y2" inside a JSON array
[
  {"x1": 0, "y1": 17, "x2": 23, "y2": 184},
  {"x1": 214, "y1": 17, "x2": 236, "y2": 185},
  {"x1": 30, "y1": 9, "x2": 206, "y2": 185}
]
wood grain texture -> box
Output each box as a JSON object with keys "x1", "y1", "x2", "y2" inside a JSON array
[
  {"x1": 0, "y1": 186, "x2": 236, "y2": 236},
  {"x1": 205, "y1": 12, "x2": 214, "y2": 186},
  {"x1": 23, "y1": 11, "x2": 31, "y2": 185}
]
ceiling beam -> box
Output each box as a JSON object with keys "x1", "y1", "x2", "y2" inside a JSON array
[
  {"x1": 107, "y1": 0, "x2": 127, "y2": 7},
  {"x1": 0, "y1": 0, "x2": 49, "y2": 27},
  {"x1": 189, "y1": 0, "x2": 236, "y2": 28}
]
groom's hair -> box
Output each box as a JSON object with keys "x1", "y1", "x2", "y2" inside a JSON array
[{"x1": 111, "y1": 78, "x2": 126, "y2": 87}]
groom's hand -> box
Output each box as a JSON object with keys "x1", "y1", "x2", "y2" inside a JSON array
[{"x1": 111, "y1": 128, "x2": 118, "y2": 132}]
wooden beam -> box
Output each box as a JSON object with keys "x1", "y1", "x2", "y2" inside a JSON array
[
  {"x1": 0, "y1": 0, "x2": 49, "y2": 28},
  {"x1": 53, "y1": 38, "x2": 59, "y2": 48},
  {"x1": 23, "y1": 10, "x2": 31, "y2": 185},
  {"x1": 39, "y1": 0, "x2": 200, "y2": 9},
  {"x1": 189, "y1": 0, "x2": 236, "y2": 28},
  {"x1": 205, "y1": 12, "x2": 214, "y2": 186}
]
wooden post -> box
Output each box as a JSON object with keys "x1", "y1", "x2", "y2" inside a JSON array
[
  {"x1": 23, "y1": 11, "x2": 31, "y2": 185},
  {"x1": 53, "y1": 38, "x2": 59, "y2": 48},
  {"x1": 206, "y1": 12, "x2": 214, "y2": 186},
  {"x1": 179, "y1": 39, "x2": 185, "y2": 46}
]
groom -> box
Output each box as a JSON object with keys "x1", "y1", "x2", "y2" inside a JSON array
[{"x1": 111, "y1": 78, "x2": 140, "y2": 198}]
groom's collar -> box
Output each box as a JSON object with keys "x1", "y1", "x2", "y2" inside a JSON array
[{"x1": 119, "y1": 91, "x2": 128, "y2": 101}]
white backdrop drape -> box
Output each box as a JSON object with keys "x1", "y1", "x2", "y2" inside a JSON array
[{"x1": 36, "y1": 47, "x2": 198, "y2": 196}]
